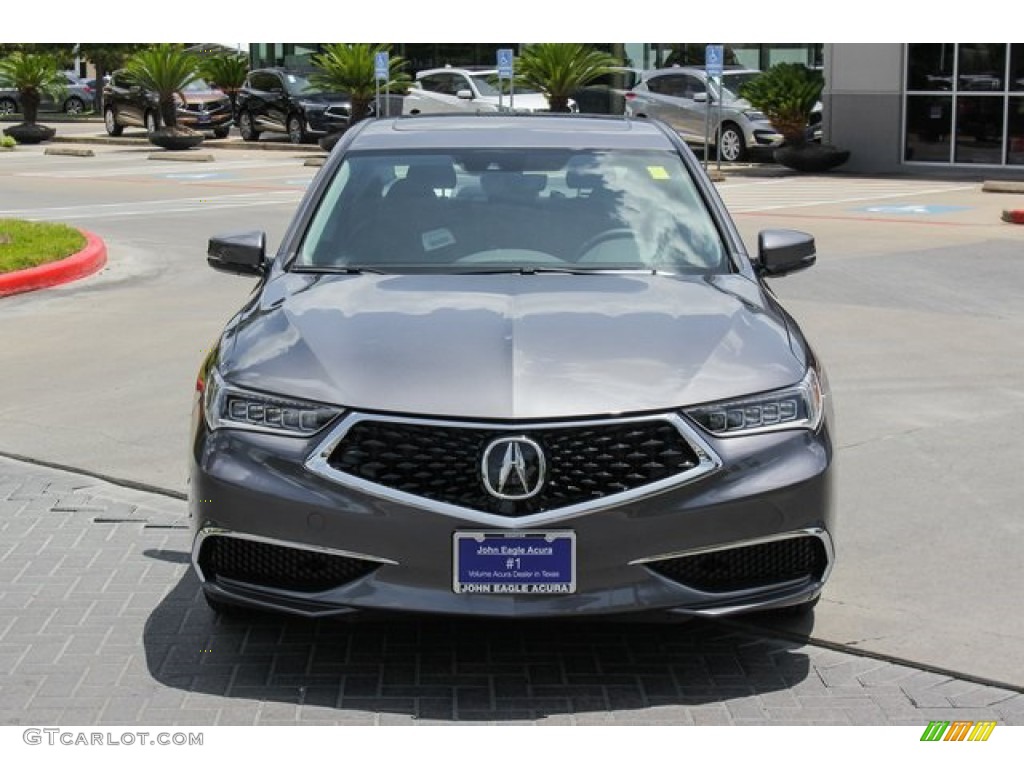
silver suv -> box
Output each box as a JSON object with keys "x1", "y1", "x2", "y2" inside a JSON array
[{"x1": 625, "y1": 66, "x2": 781, "y2": 162}]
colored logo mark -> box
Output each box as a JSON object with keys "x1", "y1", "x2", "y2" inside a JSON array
[{"x1": 920, "y1": 720, "x2": 996, "y2": 741}]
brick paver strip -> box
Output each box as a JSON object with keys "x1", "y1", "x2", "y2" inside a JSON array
[{"x1": 1, "y1": 455, "x2": 1023, "y2": 726}]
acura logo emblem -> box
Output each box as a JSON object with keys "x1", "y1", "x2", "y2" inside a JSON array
[{"x1": 481, "y1": 437, "x2": 546, "y2": 500}]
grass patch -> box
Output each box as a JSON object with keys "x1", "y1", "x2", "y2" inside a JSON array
[{"x1": 0, "y1": 219, "x2": 86, "y2": 274}]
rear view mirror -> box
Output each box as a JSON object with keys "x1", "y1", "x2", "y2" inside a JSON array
[
  {"x1": 207, "y1": 231, "x2": 267, "y2": 276},
  {"x1": 756, "y1": 230, "x2": 816, "y2": 277}
]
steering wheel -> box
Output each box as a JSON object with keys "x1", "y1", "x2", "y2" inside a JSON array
[{"x1": 574, "y1": 228, "x2": 637, "y2": 261}]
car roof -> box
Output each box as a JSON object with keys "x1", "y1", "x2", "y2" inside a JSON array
[
  {"x1": 416, "y1": 66, "x2": 491, "y2": 79},
  {"x1": 347, "y1": 114, "x2": 677, "y2": 151}
]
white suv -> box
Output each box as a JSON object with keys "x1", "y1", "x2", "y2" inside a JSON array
[{"x1": 404, "y1": 67, "x2": 570, "y2": 114}]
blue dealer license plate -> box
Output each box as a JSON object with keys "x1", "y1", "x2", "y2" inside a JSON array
[{"x1": 453, "y1": 531, "x2": 576, "y2": 594}]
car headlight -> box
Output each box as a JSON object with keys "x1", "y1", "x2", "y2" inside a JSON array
[
  {"x1": 685, "y1": 367, "x2": 824, "y2": 437},
  {"x1": 743, "y1": 109, "x2": 767, "y2": 122},
  {"x1": 203, "y1": 368, "x2": 341, "y2": 436}
]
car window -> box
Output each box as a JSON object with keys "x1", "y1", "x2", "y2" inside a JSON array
[
  {"x1": 113, "y1": 71, "x2": 137, "y2": 89},
  {"x1": 419, "y1": 73, "x2": 458, "y2": 96},
  {"x1": 646, "y1": 74, "x2": 695, "y2": 98},
  {"x1": 295, "y1": 148, "x2": 727, "y2": 275},
  {"x1": 249, "y1": 72, "x2": 278, "y2": 92}
]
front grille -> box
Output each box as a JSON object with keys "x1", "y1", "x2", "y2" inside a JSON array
[
  {"x1": 197, "y1": 536, "x2": 379, "y2": 592},
  {"x1": 646, "y1": 536, "x2": 827, "y2": 593},
  {"x1": 327, "y1": 418, "x2": 701, "y2": 518}
]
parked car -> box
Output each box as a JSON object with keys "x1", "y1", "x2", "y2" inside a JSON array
[
  {"x1": 234, "y1": 68, "x2": 354, "y2": 144},
  {"x1": 103, "y1": 71, "x2": 232, "y2": 137},
  {"x1": 192, "y1": 113, "x2": 835, "y2": 620},
  {"x1": 404, "y1": 66, "x2": 571, "y2": 114},
  {"x1": 0, "y1": 73, "x2": 94, "y2": 116},
  {"x1": 625, "y1": 66, "x2": 783, "y2": 162},
  {"x1": 571, "y1": 66, "x2": 643, "y2": 115}
]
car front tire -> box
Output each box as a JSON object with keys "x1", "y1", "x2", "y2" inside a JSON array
[
  {"x1": 717, "y1": 123, "x2": 747, "y2": 162},
  {"x1": 104, "y1": 106, "x2": 123, "y2": 136},
  {"x1": 0, "y1": 97, "x2": 16, "y2": 116},
  {"x1": 213, "y1": 126, "x2": 230, "y2": 139},
  {"x1": 238, "y1": 110, "x2": 259, "y2": 141},
  {"x1": 287, "y1": 114, "x2": 307, "y2": 145}
]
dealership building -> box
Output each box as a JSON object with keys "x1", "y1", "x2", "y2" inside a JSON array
[{"x1": 250, "y1": 43, "x2": 1024, "y2": 177}]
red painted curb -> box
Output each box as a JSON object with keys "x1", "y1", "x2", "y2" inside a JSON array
[
  {"x1": 1002, "y1": 209, "x2": 1024, "y2": 224},
  {"x1": 0, "y1": 229, "x2": 107, "y2": 298}
]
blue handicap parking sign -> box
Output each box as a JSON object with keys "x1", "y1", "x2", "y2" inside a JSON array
[
  {"x1": 497, "y1": 48, "x2": 514, "y2": 78},
  {"x1": 374, "y1": 51, "x2": 389, "y2": 80},
  {"x1": 705, "y1": 45, "x2": 724, "y2": 77}
]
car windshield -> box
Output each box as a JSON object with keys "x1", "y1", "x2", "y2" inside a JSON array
[
  {"x1": 716, "y1": 72, "x2": 761, "y2": 102},
  {"x1": 282, "y1": 73, "x2": 316, "y2": 95},
  {"x1": 295, "y1": 148, "x2": 727, "y2": 274},
  {"x1": 183, "y1": 78, "x2": 215, "y2": 92},
  {"x1": 474, "y1": 73, "x2": 540, "y2": 96}
]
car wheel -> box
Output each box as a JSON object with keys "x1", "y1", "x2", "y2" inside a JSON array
[
  {"x1": 213, "y1": 126, "x2": 230, "y2": 139},
  {"x1": 287, "y1": 114, "x2": 307, "y2": 145},
  {"x1": 63, "y1": 96, "x2": 85, "y2": 115},
  {"x1": 104, "y1": 106, "x2": 123, "y2": 136},
  {"x1": 144, "y1": 111, "x2": 157, "y2": 134},
  {"x1": 238, "y1": 111, "x2": 259, "y2": 141},
  {"x1": 717, "y1": 123, "x2": 747, "y2": 162},
  {"x1": 0, "y1": 97, "x2": 18, "y2": 117}
]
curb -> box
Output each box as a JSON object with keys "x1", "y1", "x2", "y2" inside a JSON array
[
  {"x1": 0, "y1": 229, "x2": 107, "y2": 298},
  {"x1": 52, "y1": 135, "x2": 327, "y2": 154},
  {"x1": 982, "y1": 180, "x2": 1024, "y2": 194}
]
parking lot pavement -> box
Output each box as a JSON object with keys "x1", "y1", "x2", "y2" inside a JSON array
[{"x1": 2, "y1": 455, "x2": 1023, "y2": 726}]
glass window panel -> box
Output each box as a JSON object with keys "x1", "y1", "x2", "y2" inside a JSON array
[
  {"x1": 1008, "y1": 97, "x2": 1024, "y2": 165},
  {"x1": 1010, "y1": 45, "x2": 1024, "y2": 92},
  {"x1": 907, "y1": 44, "x2": 954, "y2": 91},
  {"x1": 954, "y1": 96, "x2": 1005, "y2": 164},
  {"x1": 957, "y1": 44, "x2": 1006, "y2": 91},
  {"x1": 905, "y1": 95, "x2": 951, "y2": 162}
]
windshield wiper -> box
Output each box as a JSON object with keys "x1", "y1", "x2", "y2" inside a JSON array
[
  {"x1": 291, "y1": 265, "x2": 390, "y2": 275},
  {"x1": 458, "y1": 266, "x2": 668, "y2": 276}
]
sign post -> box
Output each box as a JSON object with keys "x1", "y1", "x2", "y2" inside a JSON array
[
  {"x1": 374, "y1": 51, "x2": 390, "y2": 117},
  {"x1": 704, "y1": 44, "x2": 724, "y2": 171},
  {"x1": 497, "y1": 48, "x2": 514, "y2": 112}
]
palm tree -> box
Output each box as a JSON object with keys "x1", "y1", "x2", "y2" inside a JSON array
[
  {"x1": 309, "y1": 43, "x2": 410, "y2": 128},
  {"x1": 199, "y1": 53, "x2": 248, "y2": 116},
  {"x1": 738, "y1": 63, "x2": 823, "y2": 147},
  {"x1": 514, "y1": 44, "x2": 620, "y2": 113},
  {"x1": 123, "y1": 44, "x2": 200, "y2": 132},
  {"x1": 0, "y1": 52, "x2": 66, "y2": 143}
]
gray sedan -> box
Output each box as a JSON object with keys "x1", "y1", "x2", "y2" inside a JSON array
[{"x1": 191, "y1": 114, "x2": 835, "y2": 620}]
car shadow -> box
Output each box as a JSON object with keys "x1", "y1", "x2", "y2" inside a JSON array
[{"x1": 143, "y1": 560, "x2": 813, "y2": 721}]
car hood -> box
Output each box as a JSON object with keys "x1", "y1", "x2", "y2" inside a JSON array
[
  {"x1": 222, "y1": 273, "x2": 805, "y2": 420},
  {"x1": 296, "y1": 92, "x2": 350, "y2": 107}
]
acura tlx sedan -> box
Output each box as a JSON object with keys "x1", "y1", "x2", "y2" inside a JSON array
[{"x1": 190, "y1": 113, "x2": 835, "y2": 620}]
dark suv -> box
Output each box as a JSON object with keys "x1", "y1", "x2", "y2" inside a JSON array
[
  {"x1": 103, "y1": 70, "x2": 232, "y2": 138},
  {"x1": 234, "y1": 68, "x2": 353, "y2": 144}
]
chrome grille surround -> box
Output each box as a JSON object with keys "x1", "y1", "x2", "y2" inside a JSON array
[{"x1": 305, "y1": 412, "x2": 721, "y2": 526}]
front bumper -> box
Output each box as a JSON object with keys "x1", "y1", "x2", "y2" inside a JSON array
[{"x1": 189, "y1": 411, "x2": 834, "y2": 619}]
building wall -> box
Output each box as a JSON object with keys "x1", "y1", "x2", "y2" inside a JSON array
[{"x1": 823, "y1": 44, "x2": 904, "y2": 173}]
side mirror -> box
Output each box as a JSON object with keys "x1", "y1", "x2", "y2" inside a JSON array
[
  {"x1": 207, "y1": 231, "x2": 267, "y2": 276},
  {"x1": 456, "y1": 89, "x2": 473, "y2": 100},
  {"x1": 756, "y1": 230, "x2": 816, "y2": 277},
  {"x1": 693, "y1": 91, "x2": 710, "y2": 103}
]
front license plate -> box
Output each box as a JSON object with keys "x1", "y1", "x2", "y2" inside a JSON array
[
  {"x1": 198, "y1": 115, "x2": 210, "y2": 124},
  {"x1": 453, "y1": 531, "x2": 576, "y2": 595}
]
